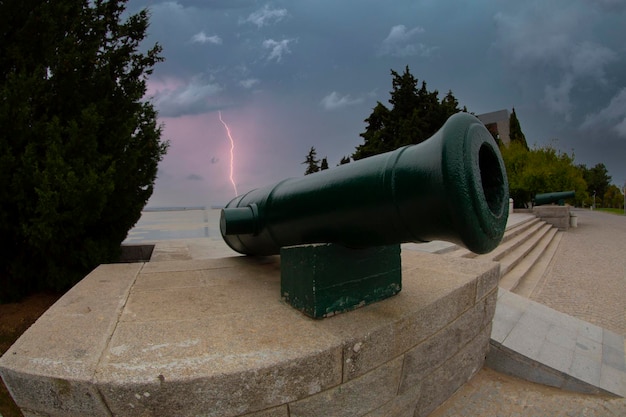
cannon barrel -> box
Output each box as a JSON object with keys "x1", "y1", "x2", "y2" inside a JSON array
[
  {"x1": 534, "y1": 191, "x2": 575, "y2": 206},
  {"x1": 220, "y1": 113, "x2": 509, "y2": 256}
]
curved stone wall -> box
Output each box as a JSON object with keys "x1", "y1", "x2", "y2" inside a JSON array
[{"x1": 0, "y1": 251, "x2": 499, "y2": 417}]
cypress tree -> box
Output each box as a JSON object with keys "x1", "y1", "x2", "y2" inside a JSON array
[
  {"x1": 509, "y1": 108, "x2": 529, "y2": 150},
  {"x1": 0, "y1": 0, "x2": 167, "y2": 301}
]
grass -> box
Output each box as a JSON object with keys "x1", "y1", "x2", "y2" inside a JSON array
[{"x1": 595, "y1": 208, "x2": 625, "y2": 215}]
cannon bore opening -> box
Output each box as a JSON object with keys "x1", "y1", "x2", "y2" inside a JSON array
[{"x1": 479, "y1": 143, "x2": 505, "y2": 216}]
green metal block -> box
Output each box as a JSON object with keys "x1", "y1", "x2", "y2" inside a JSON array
[{"x1": 280, "y1": 243, "x2": 401, "y2": 319}]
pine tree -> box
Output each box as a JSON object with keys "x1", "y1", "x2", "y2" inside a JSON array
[
  {"x1": 320, "y1": 157, "x2": 329, "y2": 171},
  {"x1": 0, "y1": 0, "x2": 167, "y2": 301},
  {"x1": 339, "y1": 156, "x2": 351, "y2": 165},
  {"x1": 354, "y1": 66, "x2": 464, "y2": 160},
  {"x1": 303, "y1": 147, "x2": 320, "y2": 175}
]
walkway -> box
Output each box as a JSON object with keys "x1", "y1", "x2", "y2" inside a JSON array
[
  {"x1": 432, "y1": 209, "x2": 626, "y2": 416},
  {"x1": 531, "y1": 209, "x2": 626, "y2": 335}
]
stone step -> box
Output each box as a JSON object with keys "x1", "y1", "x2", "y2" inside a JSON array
[
  {"x1": 403, "y1": 213, "x2": 541, "y2": 257},
  {"x1": 499, "y1": 227, "x2": 559, "y2": 291},
  {"x1": 497, "y1": 223, "x2": 554, "y2": 277},
  {"x1": 447, "y1": 216, "x2": 543, "y2": 259},
  {"x1": 487, "y1": 222, "x2": 552, "y2": 264},
  {"x1": 444, "y1": 214, "x2": 562, "y2": 297},
  {"x1": 513, "y1": 231, "x2": 563, "y2": 298},
  {"x1": 502, "y1": 216, "x2": 542, "y2": 244}
]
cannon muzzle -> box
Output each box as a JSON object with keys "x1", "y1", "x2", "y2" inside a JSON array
[
  {"x1": 534, "y1": 191, "x2": 575, "y2": 206},
  {"x1": 220, "y1": 113, "x2": 509, "y2": 256}
]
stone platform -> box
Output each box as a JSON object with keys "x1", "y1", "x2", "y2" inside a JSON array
[
  {"x1": 533, "y1": 205, "x2": 571, "y2": 230},
  {"x1": 0, "y1": 251, "x2": 499, "y2": 417}
]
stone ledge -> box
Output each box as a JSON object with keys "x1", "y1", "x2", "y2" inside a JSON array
[
  {"x1": 1, "y1": 251, "x2": 499, "y2": 417},
  {"x1": 533, "y1": 205, "x2": 571, "y2": 231}
]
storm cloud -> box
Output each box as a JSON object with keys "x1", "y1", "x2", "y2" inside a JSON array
[{"x1": 128, "y1": 0, "x2": 626, "y2": 206}]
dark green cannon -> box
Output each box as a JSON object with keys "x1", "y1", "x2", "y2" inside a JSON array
[
  {"x1": 534, "y1": 191, "x2": 575, "y2": 206},
  {"x1": 220, "y1": 112, "x2": 509, "y2": 256}
]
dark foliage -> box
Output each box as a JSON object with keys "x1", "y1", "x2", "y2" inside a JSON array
[
  {"x1": 0, "y1": 0, "x2": 167, "y2": 301},
  {"x1": 353, "y1": 66, "x2": 465, "y2": 160},
  {"x1": 303, "y1": 147, "x2": 320, "y2": 175},
  {"x1": 509, "y1": 108, "x2": 529, "y2": 150},
  {"x1": 579, "y1": 163, "x2": 612, "y2": 207}
]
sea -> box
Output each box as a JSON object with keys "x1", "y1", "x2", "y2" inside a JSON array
[{"x1": 123, "y1": 206, "x2": 224, "y2": 244}]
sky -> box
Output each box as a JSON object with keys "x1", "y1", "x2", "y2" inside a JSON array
[{"x1": 126, "y1": 0, "x2": 626, "y2": 207}]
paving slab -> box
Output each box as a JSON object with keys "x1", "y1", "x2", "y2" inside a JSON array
[{"x1": 488, "y1": 289, "x2": 626, "y2": 397}]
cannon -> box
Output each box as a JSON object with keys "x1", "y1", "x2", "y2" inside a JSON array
[
  {"x1": 220, "y1": 112, "x2": 509, "y2": 256},
  {"x1": 534, "y1": 191, "x2": 575, "y2": 206},
  {"x1": 220, "y1": 113, "x2": 509, "y2": 317}
]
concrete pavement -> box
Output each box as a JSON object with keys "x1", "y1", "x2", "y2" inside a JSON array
[{"x1": 531, "y1": 209, "x2": 626, "y2": 335}]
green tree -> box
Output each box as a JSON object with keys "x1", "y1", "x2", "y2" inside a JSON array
[
  {"x1": 320, "y1": 157, "x2": 329, "y2": 171},
  {"x1": 580, "y1": 163, "x2": 611, "y2": 207},
  {"x1": 500, "y1": 142, "x2": 587, "y2": 207},
  {"x1": 353, "y1": 66, "x2": 464, "y2": 160},
  {"x1": 0, "y1": 0, "x2": 167, "y2": 301},
  {"x1": 354, "y1": 102, "x2": 394, "y2": 159},
  {"x1": 509, "y1": 108, "x2": 528, "y2": 150},
  {"x1": 303, "y1": 147, "x2": 320, "y2": 175},
  {"x1": 603, "y1": 185, "x2": 623, "y2": 209}
]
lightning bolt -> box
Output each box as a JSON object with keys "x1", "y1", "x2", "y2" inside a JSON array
[{"x1": 218, "y1": 110, "x2": 239, "y2": 196}]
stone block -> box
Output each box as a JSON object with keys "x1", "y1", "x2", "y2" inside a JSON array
[
  {"x1": 603, "y1": 328, "x2": 625, "y2": 352},
  {"x1": 533, "y1": 205, "x2": 570, "y2": 217},
  {"x1": 363, "y1": 384, "x2": 421, "y2": 417},
  {"x1": 600, "y1": 364, "x2": 626, "y2": 397},
  {"x1": 98, "y1": 346, "x2": 342, "y2": 417},
  {"x1": 603, "y1": 344, "x2": 626, "y2": 372},
  {"x1": 475, "y1": 264, "x2": 500, "y2": 302},
  {"x1": 0, "y1": 263, "x2": 142, "y2": 416},
  {"x1": 502, "y1": 311, "x2": 549, "y2": 358},
  {"x1": 322, "y1": 253, "x2": 496, "y2": 383},
  {"x1": 569, "y1": 354, "x2": 601, "y2": 387},
  {"x1": 391, "y1": 278, "x2": 476, "y2": 357},
  {"x1": 0, "y1": 372, "x2": 111, "y2": 417},
  {"x1": 487, "y1": 342, "x2": 566, "y2": 388},
  {"x1": 414, "y1": 325, "x2": 490, "y2": 417},
  {"x1": 538, "y1": 341, "x2": 574, "y2": 374},
  {"x1": 575, "y1": 334, "x2": 603, "y2": 362},
  {"x1": 398, "y1": 295, "x2": 491, "y2": 394},
  {"x1": 288, "y1": 356, "x2": 403, "y2": 417},
  {"x1": 341, "y1": 325, "x2": 395, "y2": 382},
  {"x1": 578, "y1": 321, "x2": 603, "y2": 344},
  {"x1": 533, "y1": 205, "x2": 570, "y2": 230},
  {"x1": 545, "y1": 323, "x2": 577, "y2": 351}
]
